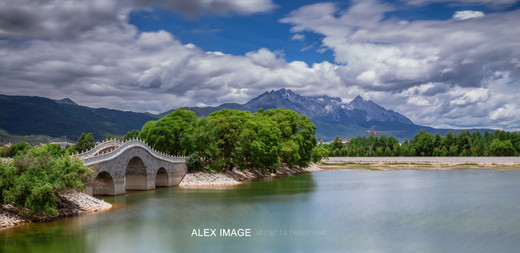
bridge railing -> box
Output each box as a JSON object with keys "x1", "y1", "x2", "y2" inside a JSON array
[
  {"x1": 72, "y1": 139, "x2": 122, "y2": 159},
  {"x1": 79, "y1": 138, "x2": 186, "y2": 166}
]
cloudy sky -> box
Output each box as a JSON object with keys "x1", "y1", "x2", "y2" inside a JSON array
[{"x1": 1, "y1": 0, "x2": 519, "y2": 130}]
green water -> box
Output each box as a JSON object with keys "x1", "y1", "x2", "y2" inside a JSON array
[{"x1": 2, "y1": 169, "x2": 520, "y2": 252}]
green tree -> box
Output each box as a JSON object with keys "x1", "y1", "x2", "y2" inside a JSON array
[
  {"x1": 124, "y1": 130, "x2": 140, "y2": 141},
  {"x1": 237, "y1": 114, "x2": 281, "y2": 172},
  {"x1": 186, "y1": 153, "x2": 204, "y2": 172},
  {"x1": 104, "y1": 134, "x2": 121, "y2": 141},
  {"x1": 268, "y1": 109, "x2": 317, "y2": 167},
  {"x1": 448, "y1": 145, "x2": 459, "y2": 156},
  {"x1": 444, "y1": 131, "x2": 456, "y2": 149},
  {"x1": 207, "y1": 109, "x2": 251, "y2": 171},
  {"x1": 74, "y1": 133, "x2": 95, "y2": 153},
  {"x1": 1, "y1": 142, "x2": 31, "y2": 158},
  {"x1": 490, "y1": 139, "x2": 515, "y2": 156},
  {"x1": 139, "y1": 110, "x2": 197, "y2": 156},
  {"x1": 457, "y1": 131, "x2": 471, "y2": 156},
  {"x1": 411, "y1": 130, "x2": 435, "y2": 156},
  {"x1": 137, "y1": 108, "x2": 317, "y2": 172},
  {"x1": 312, "y1": 145, "x2": 329, "y2": 162},
  {"x1": 0, "y1": 145, "x2": 92, "y2": 216},
  {"x1": 330, "y1": 136, "x2": 344, "y2": 155},
  {"x1": 138, "y1": 120, "x2": 156, "y2": 141}
]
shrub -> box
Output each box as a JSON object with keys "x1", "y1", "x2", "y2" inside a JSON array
[
  {"x1": 0, "y1": 145, "x2": 92, "y2": 216},
  {"x1": 186, "y1": 153, "x2": 204, "y2": 172},
  {"x1": 311, "y1": 145, "x2": 330, "y2": 163}
]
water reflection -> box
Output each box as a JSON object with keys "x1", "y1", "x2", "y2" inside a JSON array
[{"x1": 2, "y1": 170, "x2": 520, "y2": 253}]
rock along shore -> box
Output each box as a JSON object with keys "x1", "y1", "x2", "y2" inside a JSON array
[
  {"x1": 1, "y1": 191, "x2": 111, "y2": 229},
  {"x1": 179, "y1": 163, "x2": 322, "y2": 187}
]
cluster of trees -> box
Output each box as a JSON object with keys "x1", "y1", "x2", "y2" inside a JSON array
[
  {"x1": 0, "y1": 133, "x2": 98, "y2": 159},
  {"x1": 0, "y1": 145, "x2": 92, "y2": 216},
  {"x1": 0, "y1": 131, "x2": 133, "y2": 159},
  {"x1": 0, "y1": 132, "x2": 125, "y2": 217},
  {"x1": 0, "y1": 108, "x2": 322, "y2": 215},
  {"x1": 138, "y1": 108, "x2": 325, "y2": 173},
  {"x1": 326, "y1": 130, "x2": 520, "y2": 157},
  {"x1": 0, "y1": 142, "x2": 32, "y2": 158}
]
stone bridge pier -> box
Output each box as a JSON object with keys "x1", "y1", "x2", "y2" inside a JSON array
[{"x1": 75, "y1": 139, "x2": 187, "y2": 196}]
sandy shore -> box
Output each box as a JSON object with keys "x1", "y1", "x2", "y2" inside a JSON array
[
  {"x1": 179, "y1": 163, "x2": 322, "y2": 187},
  {"x1": 321, "y1": 156, "x2": 520, "y2": 170},
  {"x1": 1, "y1": 191, "x2": 111, "y2": 229}
]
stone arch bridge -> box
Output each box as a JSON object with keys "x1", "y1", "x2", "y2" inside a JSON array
[{"x1": 73, "y1": 139, "x2": 187, "y2": 196}]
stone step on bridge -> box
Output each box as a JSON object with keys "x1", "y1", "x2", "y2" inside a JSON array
[{"x1": 73, "y1": 139, "x2": 187, "y2": 196}]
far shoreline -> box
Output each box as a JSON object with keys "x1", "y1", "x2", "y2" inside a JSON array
[{"x1": 320, "y1": 156, "x2": 520, "y2": 170}]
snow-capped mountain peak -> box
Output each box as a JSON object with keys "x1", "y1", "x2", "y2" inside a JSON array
[{"x1": 244, "y1": 89, "x2": 413, "y2": 125}]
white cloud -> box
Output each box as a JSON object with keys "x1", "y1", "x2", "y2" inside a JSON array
[
  {"x1": 0, "y1": 0, "x2": 122, "y2": 40},
  {"x1": 291, "y1": 34, "x2": 305, "y2": 41},
  {"x1": 449, "y1": 88, "x2": 489, "y2": 106},
  {"x1": 134, "y1": 0, "x2": 277, "y2": 17},
  {"x1": 452, "y1": 10, "x2": 485, "y2": 20},
  {"x1": 245, "y1": 48, "x2": 286, "y2": 68},
  {"x1": 0, "y1": 15, "x2": 341, "y2": 114},
  {"x1": 0, "y1": 0, "x2": 277, "y2": 40},
  {"x1": 0, "y1": 0, "x2": 519, "y2": 131},
  {"x1": 407, "y1": 96, "x2": 431, "y2": 106},
  {"x1": 280, "y1": 0, "x2": 520, "y2": 129},
  {"x1": 137, "y1": 30, "x2": 174, "y2": 48},
  {"x1": 401, "y1": 0, "x2": 518, "y2": 8},
  {"x1": 356, "y1": 70, "x2": 377, "y2": 83}
]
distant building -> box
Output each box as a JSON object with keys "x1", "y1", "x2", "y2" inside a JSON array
[{"x1": 2, "y1": 143, "x2": 11, "y2": 148}]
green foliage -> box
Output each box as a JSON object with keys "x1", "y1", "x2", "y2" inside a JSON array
[
  {"x1": 74, "y1": 133, "x2": 95, "y2": 153},
  {"x1": 0, "y1": 142, "x2": 31, "y2": 158},
  {"x1": 46, "y1": 144, "x2": 69, "y2": 157},
  {"x1": 139, "y1": 108, "x2": 318, "y2": 173},
  {"x1": 411, "y1": 130, "x2": 435, "y2": 156},
  {"x1": 186, "y1": 153, "x2": 204, "y2": 172},
  {"x1": 0, "y1": 145, "x2": 92, "y2": 216},
  {"x1": 123, "y1": 130, "x2": 140, "y2": 141},
  {"x1": 139, "y1": 110, "x2": 197, "y2": 156},
  {"x1": 104, "y1": 134, "x2": 121, "y2": 141},
  {"x1": 329, "y1": 136, "x2": 347, "y2": 156},
  {"x1": 490, "y1": 139, "x2": 515, "y2": 156},
  {"x1": 312, "y1": 145, "x2": 330, "y2": 163},
  {"x1": 324, "y1": 129, "x2": 520, "y2": 157}
]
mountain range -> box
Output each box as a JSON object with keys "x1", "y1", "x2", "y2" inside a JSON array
[
  {"x1": 176, "y1": 88, "x2": 456, "y2": 140},
  {"x1": 0, "y1": 94, "x2": 157, "y2": 141},
  {"x1": 0, "y1": 90, "x2": 483, "y2": 142}
]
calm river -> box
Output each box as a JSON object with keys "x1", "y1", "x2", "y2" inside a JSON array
[{"x1": 2, "y1": 169, "x2": 520, "y2": 252}]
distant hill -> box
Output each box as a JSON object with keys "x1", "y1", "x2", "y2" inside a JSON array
[
  {"x1": 173, "y1": 89, "x2": 487, "y2": 140},
  {"x1": 0, "y1": 94, "x2": 158, "y2": 141}
]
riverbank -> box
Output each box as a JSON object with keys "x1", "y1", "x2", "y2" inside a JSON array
[
  {"x1": 1, "y1": 191, "x2": 112, "y2": 229},
  {"x1": 179, "y1": 163, "x2": 322, "y2": 187},
  {"x1": 321, "y1": 156, "x2": 520, "y2": 170}
]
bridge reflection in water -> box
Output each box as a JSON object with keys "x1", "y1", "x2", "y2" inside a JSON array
[{"x1": 72, "y1": 139, "x2": 187, "y2": 196}]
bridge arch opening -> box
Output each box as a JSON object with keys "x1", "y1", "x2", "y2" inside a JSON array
[
  {"x1": 156, "y1": 167, "x2": 169, "y2": 187},
  {"x1": 125, "y1": 156, "x2": 148, "y2": 190},
  {"x1": 93, "y1": 171, "x2": 115, "y2": 195}
]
